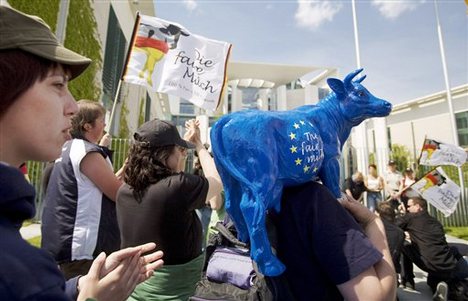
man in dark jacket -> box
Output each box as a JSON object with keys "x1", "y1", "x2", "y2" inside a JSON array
[{"x1": 396, "y1": 196, "x2": 468, "y2": 298}]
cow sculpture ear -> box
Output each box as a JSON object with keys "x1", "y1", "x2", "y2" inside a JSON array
[{"x1": 327, "y1": 78, "x2": 346, "y2": 100}]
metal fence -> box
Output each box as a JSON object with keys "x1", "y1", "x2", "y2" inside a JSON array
[{"x1": 27, "y1": 139, "x2": 468, "y2": 226}]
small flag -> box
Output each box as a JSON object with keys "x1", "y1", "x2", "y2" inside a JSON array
[
  {"x1": 418, "y1": 138, "x2": 467, "y2": 167},
  {"x1": 403, "y1": 167, "x2": 460, "y2": 217},
  {"x1": 123, "y1": 14, "x2": 231, "y2": 111}
]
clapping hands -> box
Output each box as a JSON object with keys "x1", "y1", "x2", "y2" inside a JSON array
[{"x1": 77, "y1": 243, "x2": 164, "y2": 301}]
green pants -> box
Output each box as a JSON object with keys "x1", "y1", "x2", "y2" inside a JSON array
[{"x1": 128, "y1": 254, "x2": 204, "y2": 301}]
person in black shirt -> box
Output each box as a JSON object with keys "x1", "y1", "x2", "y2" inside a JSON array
[
  {"x1": 344, "y1": 171, "x2": 367, "y2": 203},
  {"x1": 396, "y1": 196, "x2": 468, "y2": 294},
  {"x1": 376, "y1": 201, "x2": 405, "y2": 286}
]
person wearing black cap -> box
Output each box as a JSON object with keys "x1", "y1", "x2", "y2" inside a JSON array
[
  {"x1": 0, "y1": 6, "x2": 163, "y2": 301},
  {"x1": 116, "y1": 118, "x2": 223, "y2": 300}
]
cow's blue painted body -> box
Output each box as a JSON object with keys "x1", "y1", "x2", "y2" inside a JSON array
[{"x1": 210, "y1": 69, "x2": 392, "y2": 276}]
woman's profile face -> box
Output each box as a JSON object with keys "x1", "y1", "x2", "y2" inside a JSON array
[
  {"x1": 165, "y1": 145, "x2": 187, "y2": 172},
  {"x1": 86, "y1": 114, "x2": 106, "y2": 144},
  {"x1": 0, "y1": 65, "x2": 78, "y2": 166}
]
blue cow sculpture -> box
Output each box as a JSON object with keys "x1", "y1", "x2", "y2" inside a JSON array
[{"x1": 210, "y1": 69, "x2": 392, "y2": 276}]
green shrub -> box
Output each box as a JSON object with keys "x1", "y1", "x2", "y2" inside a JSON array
[
  {"x1": 9, "y1": 0, "x2": 60, "y2": 31},
  {"x1": 445, "y1": 227, "x2": 468, "y2": 241}
]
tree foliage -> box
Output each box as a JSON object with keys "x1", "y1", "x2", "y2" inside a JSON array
[
  {"x1": 9, "y1": 0, "x2": 60, "y2": 32},
  {"x1": 65, "y1": 0, "x2": 102, "y2": 101},
  {"x1": 390, "y1": 144, "x2": 411, "y2": 172},
  {"x1": 9, "y1": 0, "x2": 102, "y2": 102},
  {"x1": 119, "y1": 100, "x2": 130, "y2": 139}
]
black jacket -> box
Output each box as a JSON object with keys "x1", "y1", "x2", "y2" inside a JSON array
[
  {"x1": 396, "y1": 210, "x2": 458, "y2": 273},
  {"x1": 0, "y1": 163, "x2": 77, "y2": 300}
]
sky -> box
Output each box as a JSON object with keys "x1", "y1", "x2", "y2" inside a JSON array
[{"x1": 153, "y1": 0, "x2": 467, "y2": 106}]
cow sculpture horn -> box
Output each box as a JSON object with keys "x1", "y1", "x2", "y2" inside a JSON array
[
  {"x1": 344, "y1": 68, "x2": 363, "y2": 90},
  {"x1": 355, "y1": 75, "x2": 366, "y2": 84}
]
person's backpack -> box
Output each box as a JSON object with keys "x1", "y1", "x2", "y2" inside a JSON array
[{"x1": 189, "y1": 215, "x2": 295, "y2": 301}]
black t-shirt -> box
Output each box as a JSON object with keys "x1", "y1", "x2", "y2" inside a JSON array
[
  {"x1": 277, "y1": 182, "x2": 382, "y2": 301},
  {"x1": 344, "y1": 177, "x2": 367, "y2": 200},
  {"x1": 117, "y1": 173, "x2": 208, "y2": 265}
]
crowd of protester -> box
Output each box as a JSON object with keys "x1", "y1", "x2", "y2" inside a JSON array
[{"x1": 1, "y1": 5, "x2": 466, "y2": 301}]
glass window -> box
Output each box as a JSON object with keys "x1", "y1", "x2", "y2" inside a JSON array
[
  {"x1": 179, "y1": 99, "x2": 195, "y2": 115},
  {"x1": 318, "y1": 88, "x2": 330, "y2": 100},
  {"x1": 456, "y1": 111, "x2": 468, "y2": 147},
  {"x1": 239, "y1": 87, "x2": 260, "y2": 110}
]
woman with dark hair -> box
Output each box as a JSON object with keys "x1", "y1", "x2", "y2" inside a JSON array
[
  {"x1": 117, "y1": 118, "x2": 223, "y2": 300},
  {"x1": 0, "y1": 6, "x2": 163, "y2": 300},
  {"x1": 41, "y1": 100, "x2": 124, "y2": 279}
]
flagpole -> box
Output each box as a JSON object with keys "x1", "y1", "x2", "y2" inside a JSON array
[
  {"x1": 351, "y1": 0, "x2": 361, "y2": 69},
  {"x1": 351, "y1": 0, "x2": 369, "y2": 176},
  {"x1": 106, "y1": 12, "x2": 142, "y2": 134},
  {"x1": 415, "y1": 135, "x2": 427, "y2": 175},
  {"x1": 433, "y1": 0, "x2": 465, "y2": 201}
]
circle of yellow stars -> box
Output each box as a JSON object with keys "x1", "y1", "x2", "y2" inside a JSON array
[{"x1": 288, "y1": 120, "x2": 318, "y2": 174}]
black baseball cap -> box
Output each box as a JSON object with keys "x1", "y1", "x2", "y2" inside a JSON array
[
  {"x1": 134, "y1": 119, "x2": 195, "y2": 149},
  {"x1": 0, "y1": 6, "x2": 91, "y2": 79}
]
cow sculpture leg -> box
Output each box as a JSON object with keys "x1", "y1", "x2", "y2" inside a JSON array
[
  {"x1": 222, "y1": 173, "x2": 249, "y2": 242},
  {"x1": 239, "y1": 184, "x2": 285, "y2": 276},
  {"x1": 319, "y1": 157, "x2": 343, "y2": 199}
]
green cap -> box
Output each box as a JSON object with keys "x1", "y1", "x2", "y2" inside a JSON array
[{"x1": 0, "y1": 5, "x2": 91, "y2": 79}]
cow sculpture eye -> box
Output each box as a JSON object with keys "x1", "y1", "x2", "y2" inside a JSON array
[{"x1": 358, "y1": 91, "x2": 365, "y2": 97}]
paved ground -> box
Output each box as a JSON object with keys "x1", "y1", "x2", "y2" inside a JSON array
[{"x1": 22, "y1": 223, "x2": 467, "y2": 300}]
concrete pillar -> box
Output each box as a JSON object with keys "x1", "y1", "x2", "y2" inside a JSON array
[
  {"x1": 277, "y1": 85, "x2": 287, "y2": 111},
  {"x1": 374, "y1": 117, "x2": 390, "y2": 176},
  {"x1": 304, "y1": 85, "x2": 318, "y2": 105},
  {"x1": 354, "y1": 122, "x2": 369, "y2": 173},
  {"x1": 257, "y1": 89, "x2": 269, "y2": 110},
  {"x1": 231, "y1": 85, "x2": 241, "y2": 112}
]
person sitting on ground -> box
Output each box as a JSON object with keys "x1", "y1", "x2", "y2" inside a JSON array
[
  {"x1": 344, "y1": 171, "x2": 367, "y2": 203},
  {"x1": 277, "y1": 181, "x2": 397, "y2": 301},
  {"x1": 396, "y1": 196, "x2": 468, "y2": 297},
  {"x1": 116, "y1": 118, "x2": 223, "y2": 300},
  {"x1": 0, "y1": 6, "x2": 163, "y2": 300}
]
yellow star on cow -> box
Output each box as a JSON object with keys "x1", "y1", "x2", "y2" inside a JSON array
[
  {"x1": 299, "y1": 120, "x2": 305, "y2": 125},
  {"x1": 293, "y1": 123, "x2": 300, "y2": 129},
  {"x1": 313, "y1": 167, "x2": 318, "y2": 172},
  {"x1": 295, "y1": 158, "x2": 302, "y2": 165},
  {"x1": 303, "y1": 165, "x2": 310, "y2": 173},
  {"x1": 289, "y1": 132, "x2": 296, "y2": 140},
  {"x1": 290, "y1": 145, "x2": 297, "y2": 153}
]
